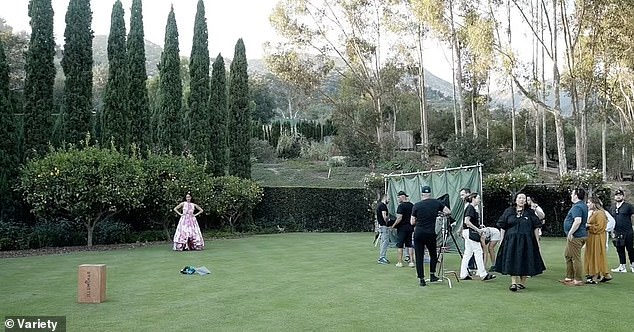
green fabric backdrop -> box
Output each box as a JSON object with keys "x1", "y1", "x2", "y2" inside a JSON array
[{"x1": 385, "y1": 165, "x2": 482, "y2": 252}]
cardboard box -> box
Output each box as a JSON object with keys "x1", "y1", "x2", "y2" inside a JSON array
[{"x1": 77, "y1": 264, "x2": 107, "y2": 303}]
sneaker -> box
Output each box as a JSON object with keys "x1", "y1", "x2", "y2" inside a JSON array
[
  {"x1": 419, "y1": 279, "x2": 427, "y2": 287},
  {"x1": 631, "y1": 264, "x2": 634, "y2": 273},
  {"x1": 611, "y1": 266, "x2": 627, "y2": 273},
  {"x1": 461, "y1": 276, "x2": 473, "y2": 280},
  {"x1": 377, "y1": 258, "x2": 389, "y2": 264},
  {"x1": 395, "y1": 262, "x2": 403, "y2": 267},
  {"x1": 482, "y1": 274, "x2": 496, "y2": 281},
  {"x1": 429, "y1": 275, "x2": 440, "y2": 282},
  {"x1": 408, "y1": 262, "x2": 415, "y2": 268}
]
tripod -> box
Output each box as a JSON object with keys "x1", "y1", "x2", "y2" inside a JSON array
[{"x1": 434, "y1": 215, "x2": 466, "y2": 288}]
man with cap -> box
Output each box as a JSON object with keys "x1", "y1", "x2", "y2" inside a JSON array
[
  {"x1": 392, "y1": 190, "x2": 415, "y2": 268},
  {"x1": 410, "y1": 185, "x2": 451, "y2": 286},
  {"x1": 609, "y1": 189, "x2": 634, "y2": 273}
]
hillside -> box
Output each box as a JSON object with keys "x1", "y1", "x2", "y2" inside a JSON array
[{"x1": 92, "y1": 35, "x2": 164, "y2": 77}]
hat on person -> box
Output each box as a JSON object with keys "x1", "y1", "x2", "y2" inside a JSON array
[
  {"x1": 421, "y1": 185, "x2": 431, "y2": 193},
  {"x1": 397, "y1": 191, "x2": 408, "y2": 197},
  {"x1": 615, "y1": 189, "x2": 625, "y2": 196}
]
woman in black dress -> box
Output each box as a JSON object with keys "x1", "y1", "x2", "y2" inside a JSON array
[{"x1": 494, "y1": 193, "x2": 546, "y2": 291}]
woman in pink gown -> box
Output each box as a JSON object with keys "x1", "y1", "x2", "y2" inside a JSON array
[{"x1": 172, "y1": 193, "x2": 205, "y2": 251}]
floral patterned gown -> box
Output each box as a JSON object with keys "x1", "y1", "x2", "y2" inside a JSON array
[{"x1": 173, "y1": 202, "x2": 204, "y2": 251}]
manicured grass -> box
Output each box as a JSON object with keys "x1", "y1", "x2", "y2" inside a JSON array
[
  {"x1": 0, "y1": 234, "x2": 632, "y2": 331},
  {"x1": 251, "y1": 160, "x2": 377, "y2": 188}
]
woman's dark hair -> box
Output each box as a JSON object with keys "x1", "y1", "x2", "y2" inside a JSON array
[{"x1": 464, "y1": 192, "x2": 479, "y2": 203}]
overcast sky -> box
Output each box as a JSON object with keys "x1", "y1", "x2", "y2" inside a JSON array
[
  {"x1": 1, "y1": 0, "x2": 463, "y2": 82},
  {"x1": 2, "y1": 0, "x2": 280, "y2": 60}
]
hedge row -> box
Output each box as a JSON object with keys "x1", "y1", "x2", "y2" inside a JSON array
[
  {"x1": 253, "y1": 185, "x2": 614, "y2": 238},
  {"x1": 253, "y1": 187, "x2": 374, "y2": 233}
]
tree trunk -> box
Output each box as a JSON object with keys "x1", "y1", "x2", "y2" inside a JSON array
[
  {"x1": 86, "y1": 223, "x2": 95, "y2": 247},
  {"x1": 449, "y1": 0, "x2": 465, "y2": 136},
  {"x1": 552, "y1": 0, "x2": 567, "y2": 175},
  {"x1": 417, "y1": 24, "x2": 429, "y2": 162}
]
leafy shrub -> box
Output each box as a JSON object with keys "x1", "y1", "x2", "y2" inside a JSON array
[
  {"x1": 0, "y1": 220, "x2": 31, "y2": 250},
  {"x1": 134, "y1": 230, "x2": 168, "y2": 242},
  {"x1": 445, "y1": 136, "x2": 501, "y2": 173},
  {"x1": 379, "y1": 151, "x2": 427, "y2": 172},
  {"x1": 276, "y1": 132, "x2": 303, "y2": 159},
  {"x1": 300, "y1": 140, "x2": 331, "y2": 161},
  {"x1": 141, "y1": 153, "x2": 214, "y2": 239},
  {"x1": 327, "y1": 156, "x2": 347, "y2": 167},
  {"x1": 93, "y1": 220, "x2": 132, "y2": 245},
  {"x1": 18, "y1": 146, "x2": 146, "y2": 246},
  {"x1": 253, "y1": 187, "x2": 374, "y2": 232},
  {"x1": 30, "y1": 219, "x2": 85, "y2": 248},
  {"x1": 208, "y1": 176, "x2": 264, "y2": 231},
  {"x1": 251, "y1": 138, "x2": 277, "y2": 163}
]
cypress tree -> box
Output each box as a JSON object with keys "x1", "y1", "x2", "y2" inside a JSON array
[
  {"x1": 103, "y1": 0, "x2": 128, "y2": 148},
  {"x1": 23, "y1": 0, "x2": 55, "y2": 157},
  {"x1": 0, "y1": 39, "x2": 19, "y2": 218},
  {"x1": 61, "y1": 0, "x2": 94, "y2": 145},
  {"x1": 227, "y1": 39, "x2": 251, "y2": 179},
  {"x1": 126, "y1": 0, "x2": 150, "y2": 149},
  {"x1": 209, "y1": 54, "x2": 227, "y2": 176},
  {"x1": 156, "y1": 6, "x2": 182, "y2": 153},
  {"x1": 188, "y1": 0, "x2": 210, "y2": 164}
]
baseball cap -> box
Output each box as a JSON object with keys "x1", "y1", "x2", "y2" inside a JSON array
[
  {"x1": 397, "y1": 191, "x2": 408, "y2": 197},
  {"x1": 615, "y1": 189, "x2": 625, "y2": 196},
  {"x1": 421, "y1": 185, "x2": 431, "y2": 193}
]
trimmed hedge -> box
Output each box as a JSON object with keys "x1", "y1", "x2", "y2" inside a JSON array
[{"x1": 253, "y1": 187, "x2": 374, "y2": 233}]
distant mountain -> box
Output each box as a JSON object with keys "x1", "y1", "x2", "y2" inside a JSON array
[
  {"x1": 92, "y1": 35, "x2": 454, "y2": 101},
  {"x1": 92, "y1": 35, "x2": 163, "y2": 76},
  {"x1": 489, "y1": 85, "x2": 573, "y2": 115}
]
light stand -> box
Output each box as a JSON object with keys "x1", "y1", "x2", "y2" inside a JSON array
[{"x1": 433, "y1": 215, "x2": 464, "y2": 288}]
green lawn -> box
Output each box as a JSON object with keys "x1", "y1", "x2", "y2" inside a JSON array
[{"x1": 0, "y1": 233, "x2": 631, "y2": 331}]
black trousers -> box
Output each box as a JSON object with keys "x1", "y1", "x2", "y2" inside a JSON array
[
  {"x1": 615, "y1": 232, "x2": 634, "y2": 264},
  {"x1": 414, "y1": 229, "x2": 437, "y2": 279}
]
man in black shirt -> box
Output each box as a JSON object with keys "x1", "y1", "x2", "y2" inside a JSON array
[
  {"x1": 376, "y1": 194, "x2": 391, "y2": 264},
  {"x1": 410, "y1": 185, "x2": 451, "y2": 286},
  {"x1": 392, "y1": 191, "x2": 415, "y2": 268},
  {"x1": 610, "y1": 189, "x2": 634, "y2": 273}
]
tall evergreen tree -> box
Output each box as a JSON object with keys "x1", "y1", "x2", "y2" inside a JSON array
[
  {"x1": 227, "y1": 39, "x2": 251, "y2": 179},
  {"x1": 61, "y1": 0, "x2": 93, "y2": 145},
  {"x1": 126, "y1": 0, "x2": 150, "y2": 149},
  {"x1": 23, "y1": 0, "x2": 55, "y2": 157},
  {"x1": 188, "y1": 0, "x2": 210, "y2": 164},
  {"x1": 103, "y1": 0, "x2": 127, "y2": 148},
  {"x1": 0, "y1": 38, "x2": 19, "y2": 218},
  {"x1": 155, "y1": 6, "x2": 182, "y2": 153},
  {"x1": 209, "y1": 54, "x2": 227, "y2": 176}
]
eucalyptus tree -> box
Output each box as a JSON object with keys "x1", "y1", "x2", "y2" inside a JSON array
[
  {"x1": 460, "y1": 9, "x2": 495, "y2": 139},
  {"x1": 486, "y1": 0, "x2": 569, "y2": 175},
  {"x1": 23, "y1": 0, "x2": 55, "y2": 158},
  {"x1": 269, "y1": 0, "x2": 399, "y2": 159},
  {"x1": 381, "y1": 0, "x2": 431, "y2": 161},
  {"x1": 410, "y1": 0, "x2": 470, "y2": 137},
  {"x1": 592, "y1": 0, "x2": 634, "y2": 175}
]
